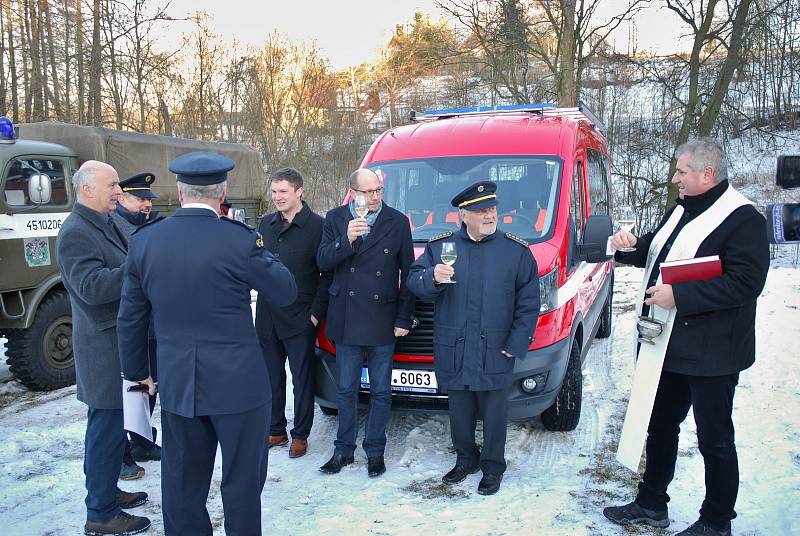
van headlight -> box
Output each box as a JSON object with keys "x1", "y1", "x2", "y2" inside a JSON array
[{"x1": 538, "y1": 267, "x2": 558, "y2": 313}]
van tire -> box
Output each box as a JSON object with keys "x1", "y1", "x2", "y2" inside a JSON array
[
  {"x1": 319, "y1": 404, "x2": 338, "y2": 416},
  {"x1": 6, "y1": 291, "x2": 75, "y2": 391},
  {"x1": 595, "y1": 276, "x2": 613, "y2": 339},
  {"x1": 541, "y1": 338, "x2": 582, "y2": 431}
]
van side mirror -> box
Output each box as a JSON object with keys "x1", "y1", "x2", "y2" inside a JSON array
[
  {"x1": 576, "y1": 215, "x2": 613, "y2": 263},
  {"x1": 28, "y1": 173, "x2": 52, "y2": 204}
]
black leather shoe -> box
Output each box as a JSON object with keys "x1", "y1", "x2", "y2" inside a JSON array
[
  {"x1": 84, "y1": 511, "x2": 151, "y2": 535},
  {"x1": 319, "y1": 453, "x2": 354, "y2": 474},
  {"x1": 130, "y1": 429, "x2": 161, "y2": 462},
  {"x1": 603, "y1": 500, "x2": 670, "y2": 528},
  {"x1": 676, "y1": 520, "x2": 731, "y2": 536},
  {"x1": 441, "y1": 463, "x2": 479, "y2": 484},
  {"x1": 367, "y1": 456, "x2": 386, "y2": 477},
  {"x1": 477, "y1": 473, "x2": 503, "y2": 495},
  {"x1": 116, "y1": 487, "x2": 148, "y2": 509}
]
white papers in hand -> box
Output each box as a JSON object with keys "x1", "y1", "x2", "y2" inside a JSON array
[{"x1": 122, "y1": 379, "x2": 153, "y2": 442}]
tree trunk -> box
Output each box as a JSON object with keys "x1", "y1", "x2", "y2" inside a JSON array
[
  {"x1": 42, "y1": 0, "x2": 63, "y2": 119},
  {"x1": 76, "y1": 0, "x2": 85, "y2": 124},
  {"x1": 89, "y1": 0, "x2": 102, "y2": 125},
  {"x1": 28, "y1": 0, "x2": 45, "y2": 120},
  {"x1": 3, "y1": 0, "x2": 15, "y2": 121},
  {"x1": 557, "y1": 0, "x2": 578, "y2": 106},
  {"x1": 63, "y1": 0, "x2": 70, "y2": 121},
  {"x1": 20, "y1": 0, "x2": 31, "y2": 121}
]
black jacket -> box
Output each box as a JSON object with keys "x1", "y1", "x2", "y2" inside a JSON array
[
  {"x1": 407, "y1": 227, "x2": 540, "y2": 390},
  {"x1": 317, "y1": 202, "x2": 415, "y2": 346},
  {"x1": 255, "y1": 201, "x2": 331, "y2": 340},
  {"x1": 617, "y1": 180, "x2": 770, "y2": 376}
]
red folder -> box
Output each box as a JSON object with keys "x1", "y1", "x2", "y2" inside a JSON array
[{"x1": 660, "y1": 255, "x2": 722, "y2": 284}]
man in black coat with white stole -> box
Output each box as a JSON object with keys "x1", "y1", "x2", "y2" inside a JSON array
[
  {"x1": 316, "y1": 168, "x2": 415, "y2": 478},
  {"x1": 603, "y1": 138, "x2": 770, "y2": 536},
  {"x1": 255, "y1": 168, "x2": 330, "y2": 459}
]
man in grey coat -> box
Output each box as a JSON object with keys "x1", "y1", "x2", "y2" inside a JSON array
[{"x1": 57, "y1": 161, "x2": 150, "y2": 536}]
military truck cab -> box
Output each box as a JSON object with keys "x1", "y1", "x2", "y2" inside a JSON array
[
  {"x1": 0, "y1": 117, "x2": 268, "y2": 390},
  {"x1": 0, "y1": 117, "x2": 77, "y2": 389},
  {"x1": 314, "y1": 103, "x2": 614, "y2": 431}
]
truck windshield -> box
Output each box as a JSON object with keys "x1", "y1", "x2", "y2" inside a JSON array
[{"x1": 369, "y1": 155, "x2": 561, "y2": 242}]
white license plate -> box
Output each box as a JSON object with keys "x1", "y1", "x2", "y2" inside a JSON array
[{"x1": 360, "y1": 368, "x2": 438, "y2": 394}]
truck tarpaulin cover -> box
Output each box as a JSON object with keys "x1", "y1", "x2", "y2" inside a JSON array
[{"x1": 17, "y1": 122, "x2": 264, "y2": 201}]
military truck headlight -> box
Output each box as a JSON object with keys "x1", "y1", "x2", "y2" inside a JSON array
[{"x1": 538, "y1": 267, "x2": 558, "y2": 313}]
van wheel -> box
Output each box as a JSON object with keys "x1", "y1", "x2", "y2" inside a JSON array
[
  {"x1": 595, "y1": 277, "x2": 613, "y2": 339},
  {"x1": 319, "y1": 404, "x2": 338, "y2": 416},
  {"x1": 541, "y1": 338, "x2": 582, "y2": 431},
  {"x1": 6, "y1": 291, "x2": 75, "y2": 391}
]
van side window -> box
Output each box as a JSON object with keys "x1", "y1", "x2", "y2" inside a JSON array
[
  {"x1": 3, "y1": 158, "x2": 69, "y2": 208},
  {"x1": 570, "y1": 161, "x2": 586, "y2": 243},
  {"x1": 587, "y1": 149, "x2": 610, "y2": 216}
]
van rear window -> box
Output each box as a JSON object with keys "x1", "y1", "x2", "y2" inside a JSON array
[{"x1": 369, "y1": 155, "x2": 561, "y2": 242}]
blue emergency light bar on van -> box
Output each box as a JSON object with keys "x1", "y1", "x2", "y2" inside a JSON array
[
  {"x1": 409, "y1": 100, "x2": 607, "y2": 134},
  {"x1": 410, "y1": 103, "x2": 557, "y2": 121}
]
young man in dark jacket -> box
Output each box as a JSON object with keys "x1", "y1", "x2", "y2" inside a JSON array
[{"x1": 255, "y1": 168, "x2": 330, "y2": 459}]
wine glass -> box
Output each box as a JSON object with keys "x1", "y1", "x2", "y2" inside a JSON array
[
  {"x1": 615, "y1": 205, "x2": 636, "y2": 252},
  {"x1": 353, "y1": 194, "x2": 369, "y2": 236},
  {"x1": 440, "y1": 242, "x2": 457, "y2": 283}
]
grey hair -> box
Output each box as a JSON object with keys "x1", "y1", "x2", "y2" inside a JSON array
[
  {"x1": 72, "y1": 167, "x2": 96, "y2": 193},
  {"x1": 675, "y1": 137, "x2": 728, "y2": 183},
  {"x1": 177, "y1": 180, "x2": 227, "y2": 201}
]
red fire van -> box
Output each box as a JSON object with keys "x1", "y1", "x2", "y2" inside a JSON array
[{"x1": 314, "y1": 103, "x2": 614, "y2": 431}]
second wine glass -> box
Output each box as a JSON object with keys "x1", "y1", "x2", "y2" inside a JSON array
[
  {"x1": 440, "y1": 242, "x2": 457, "y2": 283},
  {"x1": 615, "y1": 205, "x2": 636, "y2": 252}
]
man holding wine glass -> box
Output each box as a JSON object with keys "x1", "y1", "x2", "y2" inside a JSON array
[
  {"x1": 316, "y1": 168, "x2": 415, "y2": 478},
  {"x1": 407, "y1": 180, "x2": 540, "y2": 496},
  {"x1": 604, "y1": 139, "x2": 769, "y2": 536}
]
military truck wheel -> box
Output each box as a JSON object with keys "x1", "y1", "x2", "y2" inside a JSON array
[
  {"x1": 319, "y1": 404, "x2": 338, "y2": 416},
  {"x1": 541, "y1": 338, "x2": 582, "y2": 431},
  {"x1": 595, "y1": 275, "x2": 614, "y2": 339},
  {"x1": 6, "y1": 291, "x2": 74, "y2": 391}
]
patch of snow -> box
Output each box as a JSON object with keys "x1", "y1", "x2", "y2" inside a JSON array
[{"x1": 0, "y1": 267, "x2": 797, "y2": 535}]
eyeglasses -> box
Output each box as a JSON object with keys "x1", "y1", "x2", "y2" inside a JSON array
[{"x1": 352, "y1": 187, "x2": 384, "y2": 197}]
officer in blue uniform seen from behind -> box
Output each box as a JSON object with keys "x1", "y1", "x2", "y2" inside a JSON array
[
  {"x1": 117, "y1": 152, "x2": 297, "y2": 535},
  {"x1": 316, "y1": 168, "x2": 415, "y2": 478},
  {"x1": 407, "y1": 181, "x2": 540, "y2": 496},
  {"x1": 112, "y1": 172, "x2": 161, "y2": 479}
]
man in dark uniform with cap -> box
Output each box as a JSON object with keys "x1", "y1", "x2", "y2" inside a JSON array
[
  {"x1": 407, "y1": 181, "x2": 540, "y2": 496},
  {"x1": 112, "y1": 172, "x2": 161, "y2": 478},
  {"x1": 117, "y1": 152, "x2": 297, "y2": 535}
]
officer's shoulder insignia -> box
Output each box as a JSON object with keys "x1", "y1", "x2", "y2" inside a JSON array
[
  {"x1": 221, "y1": 217, "x2": 255, "y2": 232},
  {"x1": 505, "y1": 232, "x2": 529, "y2": 247},
  {"x1": 131, "y1": 216, "x2": 164, "y2": 234},
  {"x1": 255, "y1": 231, "x2": 264, "y2": 248},
  {"x1": 428, "y1": 231, "x2": 453, "y2": 242}
]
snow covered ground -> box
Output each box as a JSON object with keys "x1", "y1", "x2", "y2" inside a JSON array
[{"x1": 0, "y1": 265, "x2": 798, "y2": 535}]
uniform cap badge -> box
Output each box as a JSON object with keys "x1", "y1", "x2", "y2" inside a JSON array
[{"x1": 477, "y1": 185, "x2": 484, "y2": 192}]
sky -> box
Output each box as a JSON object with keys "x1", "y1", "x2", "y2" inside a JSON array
[{"x1": 160, "y1": 0, "x2": 690, "y2": 70}]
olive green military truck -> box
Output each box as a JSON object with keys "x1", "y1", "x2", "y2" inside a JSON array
[{"x1": 0, "y1": 119, "x2": 266, "y2": 390}]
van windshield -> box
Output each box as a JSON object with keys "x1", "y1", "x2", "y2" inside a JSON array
[{"x1": 369, "y1": 155, "x2": 561, "y2": 242}]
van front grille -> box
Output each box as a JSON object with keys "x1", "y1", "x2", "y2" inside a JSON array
[{"x1": 395, "y1": 300, "x2": 434, "y2": 355}]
